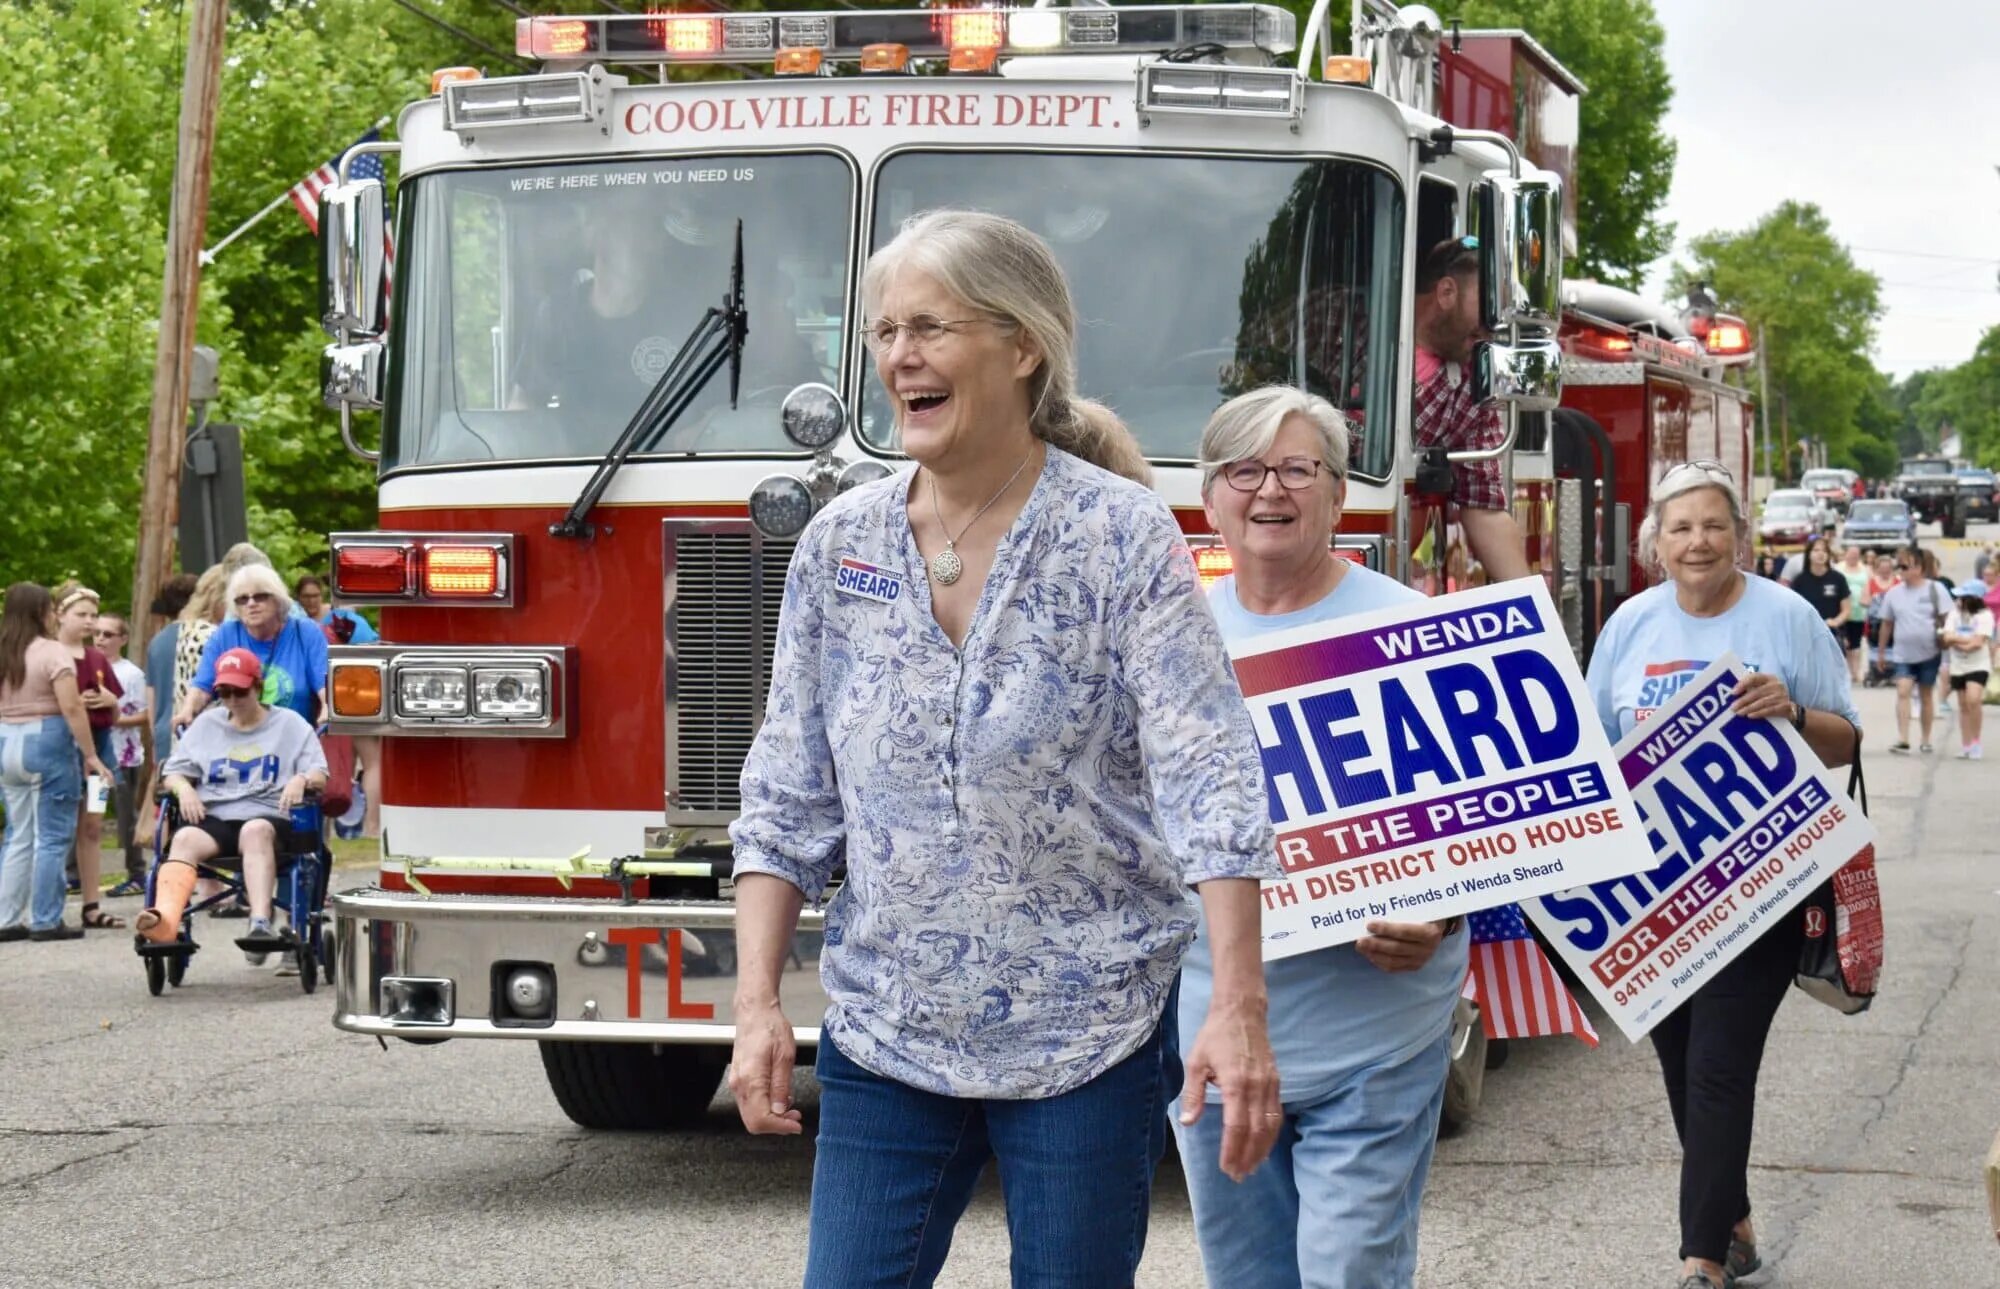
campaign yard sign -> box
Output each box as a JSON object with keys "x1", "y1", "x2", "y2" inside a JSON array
[
  {"x1": 1526, "y1": 655, "x2": 1875, "y2": 1041},
  {"x1": 1229, "y1": 579, "x2": 1646, "y2": 961}
]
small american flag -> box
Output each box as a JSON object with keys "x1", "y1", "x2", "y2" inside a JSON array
[
  {"x1": 1465, "y1": 903, "x2": 1599, "y2": 1046},
  {"x1": 289, "y1": 129, "x2": 394, "y2": 304}
]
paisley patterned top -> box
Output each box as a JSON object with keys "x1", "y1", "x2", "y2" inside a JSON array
[{"x1": 732, "y1": 448, "x2": 1278, "y2": 1099}]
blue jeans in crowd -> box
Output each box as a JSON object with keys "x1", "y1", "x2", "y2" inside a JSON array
[
  {"x1": 803, "y1": 1020, "x2": 1171, "y2": 1289},
  {"x1": 1172, "y1": 1029, "x2": 1451, "y2": 1289},
  {"x1": 0, "y1": 715, "x2": 84, "y2": 932}
]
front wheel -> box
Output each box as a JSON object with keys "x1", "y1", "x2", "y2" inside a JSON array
[
  {"x1": 538, "y1": 1040, "x2": 730, "y2": 1131},
  {"x1": 1439, "y1": 996, "x2": 1488, "y2": 1133}
]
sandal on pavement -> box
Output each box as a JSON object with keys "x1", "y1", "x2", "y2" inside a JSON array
[
  {"x1": 105, "y1": 878, "x2": 145, "y2": 898},
  {"x1": 1727, "y1": 1237, "x2": 1761, "y2": 1280},
  {"x1": 79, "y1": 902, "x2": 126, "y2": 930}
]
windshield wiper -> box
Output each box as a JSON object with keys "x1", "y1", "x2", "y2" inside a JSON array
[{"x1": 551, "y1": 220, "x2": 747, "y2": 540}]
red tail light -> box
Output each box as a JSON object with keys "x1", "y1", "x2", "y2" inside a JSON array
[{"x1": 335, "y1": 545, "x2": 415, "y2": 597}]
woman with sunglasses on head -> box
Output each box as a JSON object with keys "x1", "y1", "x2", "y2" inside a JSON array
[
  {"x1": 0, "y1": 584, "x2": 115, "y2": 941},
  {"x1": 729, "y1": 210, "x2": 1281, "y2": 1288},
  {"x1": 50, "y1": 581, "x2": 126, "y2": 930},
  {"x1": 1586, "y1": 462, "x2": 1858, "y2": 1289},
  {"x1": 138, "y1": 648, "x2": 327, "y2": 956},
  {"x1": 174, "y1": 565, "x2": 328, "y2": 733},
  {"x1": 1876, "y1": 544, "x2": 1950, "y2": 754}
]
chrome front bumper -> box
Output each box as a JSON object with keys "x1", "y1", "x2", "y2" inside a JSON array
[{"x1": 330, "y1": 886, "x2": 827, "y2": 1044}]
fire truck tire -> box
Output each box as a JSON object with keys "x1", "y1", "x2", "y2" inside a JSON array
[
  {"x1": 1440, "y1": 996, "x2": 1487, "y2": 1134},
  {"x1": 538, "y1": 1040, "x2": 729, "y2": 1131}
]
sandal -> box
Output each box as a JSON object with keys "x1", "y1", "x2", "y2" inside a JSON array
[
  {"x1": 1727, "y1": 1237, "x2": 1761, "y2": 1280},
  {"x1": 79, "y1": 902, "x2": 127, "y2": 930}
]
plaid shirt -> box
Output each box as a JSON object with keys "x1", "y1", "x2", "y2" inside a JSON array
[{"x1": 1412, "y1": 348, "x2": 1507, "y2": 511}]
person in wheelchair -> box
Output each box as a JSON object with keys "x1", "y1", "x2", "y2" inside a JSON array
[{"x1": 136, "y1": 648, "x2": 326, "y2": 961}]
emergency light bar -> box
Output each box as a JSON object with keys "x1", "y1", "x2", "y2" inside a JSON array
[{"x1": 515, "y1": 5, "x2": 1296, "y2": 65}]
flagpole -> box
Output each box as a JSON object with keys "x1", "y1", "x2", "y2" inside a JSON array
[
  {"x1": 199, "y1": 186, "x2": 293, "y2": 266},
  {"x1": 199, "y1": 115, "x2": 393, "y2": 265}
]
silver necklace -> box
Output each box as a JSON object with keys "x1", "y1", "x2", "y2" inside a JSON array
[{"x1": 926, "y1": 453, "x2": 1032, "y2": 586}]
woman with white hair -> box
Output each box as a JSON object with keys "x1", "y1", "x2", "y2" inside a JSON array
[
  {"x1": 175, "y1": 564, "x2": 327, "y2": 729},
  {"x1": 728, "y1": 209, "x2": 1282, "y2": 1287},
  {"x1": 1586, "y1": 461, "x2": 1858, "y2": 1289},
  {"x1": 1177, "y1": 386, "x2": 1466, "y2": 1289}
]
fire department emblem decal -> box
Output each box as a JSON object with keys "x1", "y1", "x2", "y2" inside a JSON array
[{"x1": 631, "y1": 335, "x2": 675, "y2": 384}]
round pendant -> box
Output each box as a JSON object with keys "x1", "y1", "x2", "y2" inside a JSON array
[{"x1": 930, "y1": 548, "x2": 964, "y2": 586}]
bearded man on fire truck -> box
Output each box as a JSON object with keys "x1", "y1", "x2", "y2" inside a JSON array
[{"x1": 1413, "y1": 236, "x2": 1530, "y2": 583}]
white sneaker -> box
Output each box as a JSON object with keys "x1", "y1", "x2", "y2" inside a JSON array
[
  {"x1": 1971, "y1": 744, "x2": 1985, "y2": 761},
  {"x1": 274, "y1": 949, "x2": 300, "y2": 977}
]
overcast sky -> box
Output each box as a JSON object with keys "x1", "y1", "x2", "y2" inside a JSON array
[{"x1": 1643, "y1": 0, "x2": 2000, "y2": 377}]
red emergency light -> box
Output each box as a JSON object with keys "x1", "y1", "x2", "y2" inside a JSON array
[
  {"x1": 1705, "y1": 316, "x2": 1754, "y2": 358},
  {"x1": 1193, "y1": 544, "x2": 1234, "y2": 589},
  {"x1": 945, "y1": 10, "x2": 1006, "y2": 50},
  {"x1": 330, "y1": 533, "x2": 516, "y2": 606}
]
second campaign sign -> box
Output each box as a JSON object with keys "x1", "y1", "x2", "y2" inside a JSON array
[{"x1": 1229, "y1": 579, "x2": 1647, "y2": 960}]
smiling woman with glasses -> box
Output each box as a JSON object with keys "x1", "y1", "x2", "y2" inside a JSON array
[{"x1": 174, "y1": 563, "x2": 327, "y2": 732}]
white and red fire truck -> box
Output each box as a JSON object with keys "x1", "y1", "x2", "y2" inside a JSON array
[{"x1": 313, "y1": 0, "x2": 1750, "y2": 1129}]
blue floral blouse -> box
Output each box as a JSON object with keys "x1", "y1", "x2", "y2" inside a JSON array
[{"x1": 731, "y1": 447, "x2": 1278, "y2": 1099}]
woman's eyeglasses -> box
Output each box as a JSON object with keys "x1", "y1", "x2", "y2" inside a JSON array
[
  {"x1": 233, "y1": 592, "x2": 274, "y2": 608},
  {"x1": 862, "y1": 314, "x2": 1005, "y2": 353},
  {"x1": 1220, "y1": 457, "x2": 1338, "y2": 492}
]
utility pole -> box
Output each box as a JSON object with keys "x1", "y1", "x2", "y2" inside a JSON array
[{"x1": 131, "y1": 0, "x2": 229, "y2": 660}]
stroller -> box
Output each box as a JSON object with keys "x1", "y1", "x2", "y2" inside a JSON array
[{"x1": 1863, "y1": 616, "x2": 1895, "y2": 688}]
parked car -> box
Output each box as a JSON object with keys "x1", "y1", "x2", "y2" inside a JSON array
[
  {"x1": 1759, "y1": 489, "x2": 1824, "y2": 553},
  {"x1": 1839, "y1": 498, "x2": 1918, "y2": 554},
  {"x1": 1952, "y1": 468, "x2": 1997, "y2": 525},
  {"x1": 1895, "y1": 455, "x2": 1962, "y2": 531},
  {"x1": 1801, "y1": 467, "x2": 1858, "y2": 517}
]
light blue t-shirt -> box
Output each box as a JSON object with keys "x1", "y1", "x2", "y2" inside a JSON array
[
  {"x1": 1586, "y1": 574, "x2": 1861, "y2": 745},
  {"x1": 1179, "y1": 565, "x2": 1470, "y2": 1106}
]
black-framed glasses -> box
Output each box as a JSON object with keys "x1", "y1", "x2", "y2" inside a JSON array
[
  {"x1": 232, "y1": 592, "x2": 274, "y2": 607},
  {"x1": 1220, "y1": 457, "x2": 1338, "y2": 492},
  {"x1": 861, "y1": 314, "x2": 1007, "y2": 354},
  {"x1": 213, "y1": 685, "x2": 251, "y2": 699}
]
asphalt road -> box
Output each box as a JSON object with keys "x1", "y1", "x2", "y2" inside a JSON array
[{"x1": 5, "y1": 533, "x2": 1998, "y2": 1289}]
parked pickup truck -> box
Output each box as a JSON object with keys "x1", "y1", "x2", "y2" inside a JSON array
[{"x1": 1894, "y1": 457, "x2": 1966, "y2": 535}]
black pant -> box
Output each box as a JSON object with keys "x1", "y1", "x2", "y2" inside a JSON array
[
  {"x1": 1649, "y1": 902, "x2": 1806, "y2": 1264},
  {"x1": 113, "y1": 767, "x2": 144, "y2": 880}
]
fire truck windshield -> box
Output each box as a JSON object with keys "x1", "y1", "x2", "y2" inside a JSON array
[
  {"x1": 864, "y1": 152, "x2": 1403, "y2": 479},
  {"x1": 383, "y1": 152, "x2": 851, "y2": 470}
]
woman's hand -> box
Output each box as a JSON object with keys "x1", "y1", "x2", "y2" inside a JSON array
[
  {"x1": 1357, "y1": 919, "x2": 1447, "y2": 973},
  {"x1": 175, "y1": 783, "x2": 206, "y2": 825},
  {"x1": 84, "y1": 754, "x2": 113, "y2": 782},
  {"x1": 81, "y1": 686, "x2": 117, "y2": 711},
  {"x1": 728, "y1": 1002, "x2": 803, "y2": 1135},
  {"x1": 278, "y1": 774, "x2": 309, "y2": 810},
  {"x1": 1178, "y1": 991, "x2": 1281, "y2": 1182},
  {"x1": 1731, "y1": 671, "x2": 1793, "y2": 722}
]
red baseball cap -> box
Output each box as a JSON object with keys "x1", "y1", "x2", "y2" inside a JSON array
[{"x1": 212, "y1": 648, "x2": 263, "y2": 692}]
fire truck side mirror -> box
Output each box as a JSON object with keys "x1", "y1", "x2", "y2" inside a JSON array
[
  {"x1": 1472, "y1": 336, "x2": 1561, "y2": 413},
  {"x1": 1473, "y1": 171, "x2": 1562, "y2": 333},
  {"x1": 320, "y1": 179, "x2": 389, "y2": 339},
  {"x1": 322, "y1": 341, "x2": 386, "y2": 413}
]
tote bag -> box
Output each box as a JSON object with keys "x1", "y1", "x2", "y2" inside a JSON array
[{"x1": 1795, "y1": 725, "x2": 1883, "y2": 1013}]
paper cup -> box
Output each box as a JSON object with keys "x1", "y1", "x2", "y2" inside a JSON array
[{"x1": 87, "y1": 775, "x2": 109, "y2": 813}]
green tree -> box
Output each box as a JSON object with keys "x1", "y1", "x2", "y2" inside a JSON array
[
  {"x1": 1914, "y1": 325, "x2": 2000, "y2": 467},
  {"x1": 1673, "y1": 201, "x2": 1885, "y2": 481}
]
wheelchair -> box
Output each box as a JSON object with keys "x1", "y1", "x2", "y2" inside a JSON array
[{"x1": 132, "y1": 790, "x2": 336, "y2": 997}]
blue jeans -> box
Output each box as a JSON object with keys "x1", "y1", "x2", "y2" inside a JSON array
[
  {"x1": 804, "y1": 1022, "x2": 1171, "y2": 1289},
  {"x1": 0, "y1": 715, "x2": 84, "y2": 931},
  {"x1": 1172, "y1": 1030, "x2": 1451, "y2": 1289}
]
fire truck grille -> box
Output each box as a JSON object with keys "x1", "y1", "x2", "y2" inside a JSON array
[{"x1": 667, "y1": 528, "x2": 795, "y2": 819}]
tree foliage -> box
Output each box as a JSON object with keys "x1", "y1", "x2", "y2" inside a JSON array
[
  {"x1": 1913, "y1": 325, "x2": 2000, "y2": 468},
  {"x1": 1673, "y1": 201, "x2": 1888, "y2": 481}
]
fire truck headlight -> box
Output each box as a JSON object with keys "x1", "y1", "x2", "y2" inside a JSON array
[
  {"x1": 473, "y1": 667, "x2": 546, "y2": 720},
  {"x1": 397, "y1": 667, "x2": 470, "y2": 719},
  {"x1": 749, "y1": 475, "x2": 815, "y2": 539},
  {"x1": 781, "y1": 382, "x2": 846, "y2": 450},
  {"x1": 838, "y1": 460, "x2": 894, "y2": 494}
]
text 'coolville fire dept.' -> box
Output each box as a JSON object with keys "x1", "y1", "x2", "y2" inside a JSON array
[{"x1": 622, "y1": 90, "x2": 1121, "y2": 136}]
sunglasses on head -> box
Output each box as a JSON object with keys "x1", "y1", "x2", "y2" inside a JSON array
[
  {"x1": 213, "y1": 685, "x2": 252, "y2": 699},
  {"x1": 233, "y1": 592, "x2": 274, "y2": 607}
]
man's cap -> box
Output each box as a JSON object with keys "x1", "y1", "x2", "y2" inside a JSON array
[{"x1": 212, "y1": 648, "x2": 263, "y2": 692}]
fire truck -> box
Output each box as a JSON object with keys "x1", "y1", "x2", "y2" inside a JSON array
[{"x1": 313, "y1": 0, "x2": 1745, "y2": 1130}]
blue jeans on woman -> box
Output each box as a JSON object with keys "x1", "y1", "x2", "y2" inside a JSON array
[
  {"x1": 0, "y1": 715, "x2": 84, "y2": 932},
  {"x1": 1172, "y1": 1029, "x2": 1451, "y2": 1289},
  {"x1": 804, "y1": 1019, "x2": 1171, "y2": 1289}
]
